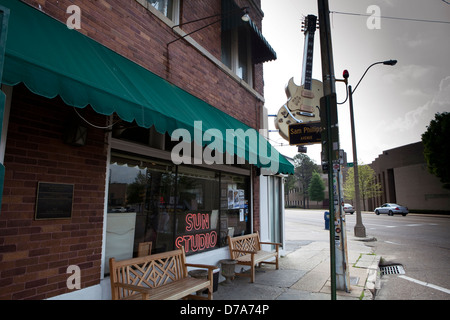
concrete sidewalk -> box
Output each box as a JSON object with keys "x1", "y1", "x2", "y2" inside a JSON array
[{"x1": 213, "y1": 227, "x2": 380, "y2": 300}]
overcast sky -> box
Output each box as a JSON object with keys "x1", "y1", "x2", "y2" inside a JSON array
[{"x1": 261, "y1": 0, "x2": 450, "y2": 165}]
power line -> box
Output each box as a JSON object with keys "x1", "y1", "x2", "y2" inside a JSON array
[{"x1": 330, "y1": 10, "x2": 450, "y2": 25}]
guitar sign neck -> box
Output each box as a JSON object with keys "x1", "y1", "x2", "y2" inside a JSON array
[{"x1": 301, "y1": 15, "x2": 318, "y2": 91}]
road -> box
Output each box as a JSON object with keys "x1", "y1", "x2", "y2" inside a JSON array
[{"x1": 285, "y1": 209, "x2": 450, "y2": 300}]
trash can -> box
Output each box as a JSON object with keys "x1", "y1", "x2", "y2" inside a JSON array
[
  {"x1": 219, "y1": 259, "x2": 237, "y2": 284},
  {"x1": 324, "y1": 211, "x2": 330, "y2": 230},
  {"x1": 212, "y1": 268, "x2": 220, "y2": 292},
  {"x1": 189, "y1": 268, "x2": 220, "y2": 293}
]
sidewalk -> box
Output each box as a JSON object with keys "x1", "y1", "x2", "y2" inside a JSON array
[{"x1": 213, "y1": 225, "x2": 380, "y2": 300}]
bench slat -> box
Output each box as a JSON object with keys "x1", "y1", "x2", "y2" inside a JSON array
[
  {"x1": 109, "y1": 246, "x2": 214, "y2": 300},
  {"x1": 234, "y1": 251, "x2": 277, "y2": 264},
  {"x1": 118, "y1": 277, "x2": 211, "y2": 300}
]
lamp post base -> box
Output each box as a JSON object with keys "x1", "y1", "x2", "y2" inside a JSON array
[{"x1": 354, "y1": 224, "x2": 366, "y2": 238}]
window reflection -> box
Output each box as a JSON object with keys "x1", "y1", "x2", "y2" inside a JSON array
[
  {"x1": 106, "y1": 153, "x2": 250, "y2": 266},
  {"x1": 147, "y1": 0, "x2": 173, "y2": 19},
  {"x1": 108, "y1": 158, "x2": 176, "y2": 255}
]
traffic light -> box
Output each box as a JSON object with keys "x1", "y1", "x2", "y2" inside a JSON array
[
  {"x1": 320, "y1": 93, "x2": 339, "y2": 164},
  {"x1": 342, "y1": 69, "x2": 349, "y2": 80}
]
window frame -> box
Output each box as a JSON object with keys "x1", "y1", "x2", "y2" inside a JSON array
[
  {"x1": 222, "y1": 27, "x2": 254, "y2": 87},
  {"x1": 137, "y1": 0, "x2": 180, "y2": 24}
]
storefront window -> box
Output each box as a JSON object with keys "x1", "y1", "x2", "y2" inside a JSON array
[
  {"x1": 105, "y1": 153, "x2": 250, "y2": 267},
  {"x1": 107, "y1": 155, "x2": 177, "y2": 256},
  {"x1": 174, "y1": 166, "x2": 220, "y2": 254},
  {"x1": 219, "y1": 174, "x2": 250, "y2": 246}
]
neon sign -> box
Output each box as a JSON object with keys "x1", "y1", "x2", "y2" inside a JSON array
[{"x1": 175, "y1": 213, "x2": 217, "y2": 254}]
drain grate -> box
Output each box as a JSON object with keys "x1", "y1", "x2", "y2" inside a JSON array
[{"x1": 380, "y1": 265, "x2": 405, "y2": 275}]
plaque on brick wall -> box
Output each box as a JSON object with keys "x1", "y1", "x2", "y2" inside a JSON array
[{"x1": 35, "y1": 182, "x2": 74, "y2": 220}]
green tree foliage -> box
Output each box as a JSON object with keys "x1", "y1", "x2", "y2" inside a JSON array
[
  {"x1": 283, "y1": 153, "x2": 320, "y2": 208},
  {"x1": 293, "y1": 153, "x2": 319, "y2": 189},
  {"x1": 308, "y1": 171, "x2": 325, "y2": 203},
  {"x1": 126, "y1": 171, "x2": 147, "y2": 204},
  {"x1": 422, "y1": 112, "x2": 450, "y2": 189},
  {"x1": 284, "y1": 174, "x2": 297, "y2": 196},
  {"x1": 343, "y1": 164, "x2": 382, "y2": 210}
]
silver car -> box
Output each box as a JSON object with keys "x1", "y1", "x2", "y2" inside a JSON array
[
  {"x1": 374, "y1": 203, "x2": 408, "y2": 216},
  {"x1": 343, "y1": 203, "x2": 355, "y2": 214}
]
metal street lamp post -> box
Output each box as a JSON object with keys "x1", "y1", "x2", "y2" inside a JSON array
[{"x1": 348, "y1": 59, "x2": 397, "y2": 238}]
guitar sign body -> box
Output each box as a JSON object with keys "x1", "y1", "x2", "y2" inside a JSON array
[{"x1": 275, "y1": 15, "x2": 323, "y2": 142}]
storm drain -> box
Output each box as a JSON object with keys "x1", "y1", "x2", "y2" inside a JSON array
[{"x1": 380, "y1": 265, "x2": 405, "y2": 275}]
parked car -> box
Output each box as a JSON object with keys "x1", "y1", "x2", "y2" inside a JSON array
[
  {"x1": 374, "y1": 203, "x2": 408, "y2": 216},
  {"x1": 343, "y1": 203, "x2": 355, "y2": 214}
]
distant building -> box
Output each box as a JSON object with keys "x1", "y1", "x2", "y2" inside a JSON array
[
  {"x1": 285, "y1": 172, "x2": 329, "y2": 209},
  {"x1": 369, "y1": 142, "x2": 450, "y2": 213}
]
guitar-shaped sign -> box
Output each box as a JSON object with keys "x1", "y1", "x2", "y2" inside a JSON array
[{"x1": 275, "y1": 15, "x2": 323, "y2": 142}]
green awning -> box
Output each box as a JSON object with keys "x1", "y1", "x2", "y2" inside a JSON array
[
  {"x1": 0, "y1": 0, "x2": 293, "y2": 175},
  {"x1": 222, "y1": 0, "x2": 277, "y2": 64}
]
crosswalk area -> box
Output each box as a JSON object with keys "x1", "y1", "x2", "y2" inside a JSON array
[{"x1": 365, "y1": 222, "x2": 438, "y2": 230}]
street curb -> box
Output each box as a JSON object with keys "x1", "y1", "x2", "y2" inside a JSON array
[{"x1": 364, "y1": 255, "x2": 381, "y2": 299}]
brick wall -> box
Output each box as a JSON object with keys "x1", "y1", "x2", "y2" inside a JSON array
[
  {"x1": 21, "y1": 0, "x2": 265, "y2": 130},
  {"x1": 0, "y1": 84, "x2": 108, "y2": 299},
  {"x1": 0, "y1": 0, "x2": 271, "y2": 299}
]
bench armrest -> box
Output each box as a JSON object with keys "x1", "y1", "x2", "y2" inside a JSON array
[
  {"x1": 113, "y1": 282, "x2": 152, "y2": 299},
  {"x1": 185, "y1": 263, "x2": 217, "y2": 271},
  {"x1": 259, "y1": 241, "x2": 282, "y2": 246}
]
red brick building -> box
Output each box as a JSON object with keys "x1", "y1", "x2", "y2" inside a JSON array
[{"x1": 0, "y1": 0, "x2": 292, "y2": 299}]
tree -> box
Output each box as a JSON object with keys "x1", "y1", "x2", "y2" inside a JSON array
[
  {"x1": 127, "y1": 171, "x2": 147, "y2": 205},
  {"x1": 283, "y1": 153, "x2": 320, "y2": 208},
  {"x1": 284, "y1": 174, "x2": 297, "y2": 196},
  {"x1": 343, "y1": 164, "x2": 382, "y2": 210},
  {"x1": 294, "y1": 153, "x2": 319, "y2": 208},
  {"x1": 422, "y1": 112, "x2": 450, "y2": 189},
  {"x1": 308, "y1": 171, "x2": 325, "y2": 204}
]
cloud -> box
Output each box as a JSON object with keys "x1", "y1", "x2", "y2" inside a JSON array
[
  {"x1": 376, "y1": 76, "x2": 450, "y2": 133},
  {"x1": 434, "y1": 75, "x2": 450, "y2": 105},
  {"x1": 383, "y1": 64, "x2": 435, "y2": 84},
  {"x1": 392, "y1": 102, "x2": 431, "y2": 132},
  {"x1": 380, "y1": 0, "x2": 395, "y2": 7},
  {"x1": 396, "y1": 32, "x2": 432, "y2": 49},
  {"x1": 401, "y1": 88, "x2": 428, "y2": 99}
]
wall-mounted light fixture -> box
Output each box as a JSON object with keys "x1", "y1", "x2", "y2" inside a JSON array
[
  {"x1": 167, "y1": 7, "x2": 249, "y2": 46},
  {"x1": 64, "y1": 120, "x2": 87, "y2": 147}
]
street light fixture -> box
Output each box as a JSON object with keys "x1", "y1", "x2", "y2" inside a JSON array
[{"x1": 347, "y1": 59, "x2": 397, "y2": 238}]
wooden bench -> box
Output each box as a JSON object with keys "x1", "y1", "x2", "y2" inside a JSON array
[
  {"x1": 227, "y1": 232, "x2": 281, "y2": 283},
  {"x1": 109, "y1": 246, "x2": 216, "y2": 300},
  {"x1": 137, "y1": 241, "x2": 152, "y2": 257}
]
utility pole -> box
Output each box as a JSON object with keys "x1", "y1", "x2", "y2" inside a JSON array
[
  {"x1": 348, "y1": 85, "x2": 366, "y2": 238},
  {"x1": 317, "y1": 0, "x2": 350, "y2": 299},
  {"x1": 348, "y1": 59, "x2": 396, "y2": 237}
]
